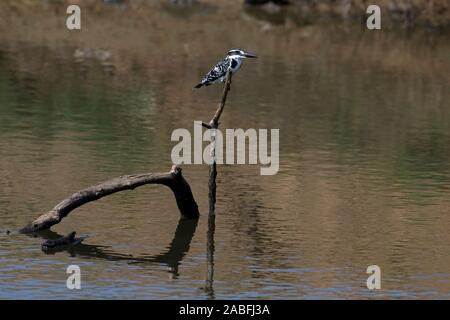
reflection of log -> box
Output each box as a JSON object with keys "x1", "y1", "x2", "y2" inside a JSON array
[
  {"x1": 20, "y1": 165, "x2": 199, "y2": 234},
  {"x1": 138, "y1": 218, "x2": 198, "y2": 276},
  {"x1": 32, "y1": 218, "x2": 198, "y2": 277},
  {"x1": 41, "y1": 231, "x2": 86, "y2": 251}
]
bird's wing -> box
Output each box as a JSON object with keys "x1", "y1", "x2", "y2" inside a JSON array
[{"x1": 202, "y1": 58, "x2": 230, "y2": 83}]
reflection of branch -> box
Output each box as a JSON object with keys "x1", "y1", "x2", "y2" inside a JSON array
[
  {"x1": 205, "y1": 213, "x2": 216, "y2": 299},
  {"x1": 20, "y1": 165, "x2": 199, "y2": 233},
  {"x1": 31, "y1": 218, "x2": 198, "y2": 277}
]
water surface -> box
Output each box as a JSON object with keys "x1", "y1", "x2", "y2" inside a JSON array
[{"x1": 0, "y1": 4, "x2": 449, "y2": 299}]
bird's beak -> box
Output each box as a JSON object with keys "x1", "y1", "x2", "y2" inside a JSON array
[{"x1": 243, "y1": 52, "x2": 257, "y2": 58}]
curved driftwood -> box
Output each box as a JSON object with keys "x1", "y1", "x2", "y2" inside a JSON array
[{"x1": 20, "y1": 165, "x2": 199, "y2": 233}]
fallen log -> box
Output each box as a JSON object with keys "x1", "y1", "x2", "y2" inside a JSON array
[{"x1": 20, "y1": 165, "x2": 199, "y2": 233}]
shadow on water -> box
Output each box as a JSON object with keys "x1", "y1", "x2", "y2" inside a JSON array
[{"x1": 27, "y1": 218, "x2": 199, "y2": 279}]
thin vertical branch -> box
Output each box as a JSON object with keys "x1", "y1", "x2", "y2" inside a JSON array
[
  {"x1": 203, "y1": 69, "x2": 233, "y2": 299},
  {"x1": 211, "y1": 70, "x2": 233, "y2": 128},
  {"x1": 208, "y1": 162, "x2": 217, "y2": 215},
  {"x1": 202, "y1": 69, "x2": 233, "y2": 214}
]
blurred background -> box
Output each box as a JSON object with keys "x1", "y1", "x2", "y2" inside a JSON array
[{"x1": 0, "y1": 0, "x2": 449, "y2": 299}]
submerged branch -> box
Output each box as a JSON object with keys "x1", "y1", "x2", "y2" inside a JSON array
[{"x1": 20, "y1": 165, "x2": 199, "y2": 233}]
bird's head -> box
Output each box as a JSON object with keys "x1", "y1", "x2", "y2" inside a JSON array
[{"x1": 226, "y1": 49, "x2": 257, "y2": 60}]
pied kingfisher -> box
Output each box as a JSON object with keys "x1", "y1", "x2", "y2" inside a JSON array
[{"x1": 194, "y1": 49, "x2": 257, "y2": 89}]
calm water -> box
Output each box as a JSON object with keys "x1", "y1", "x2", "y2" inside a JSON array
[{"x1": 0, "y1": 5, "x2": 450, "y2": 299}]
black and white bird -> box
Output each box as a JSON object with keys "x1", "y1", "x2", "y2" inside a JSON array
[{"x1": 194, "y1": 49, "x2": 257, "y2": 89}]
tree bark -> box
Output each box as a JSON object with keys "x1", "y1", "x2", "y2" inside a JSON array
[{"x1": 20, "y1": 165, "x2": 199, "y2": 233}]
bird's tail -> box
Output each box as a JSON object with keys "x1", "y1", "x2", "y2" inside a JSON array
[{"x1": 194, "y1": 82, "x2": 204, "y2": 89}]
